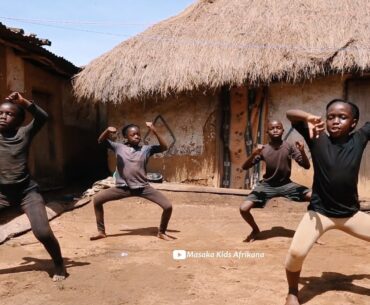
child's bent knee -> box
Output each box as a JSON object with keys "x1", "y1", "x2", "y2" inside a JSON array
[
  {"x1": 33, "y1": 227, "x2": 54, "y2": 242},
  {"x1": 288, "y1": 247, "x2": 306, "y2": 260},
  {"x1": 285, "y1": 248, "x2": 306, "y2": 271},
  {"x1": 163, "y1": 204, "x2": 172, "y2": 211},
  {"x1": 240, "y1": 201, "x2": 253, "y2": 213},
  {"x1": 93, "y1": 198, "x2": 104, "y2": 207}
]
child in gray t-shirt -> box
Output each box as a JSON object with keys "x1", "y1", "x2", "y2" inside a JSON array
[{"x1": 90, "y1": 122, "x2": 173, "y2": 241}]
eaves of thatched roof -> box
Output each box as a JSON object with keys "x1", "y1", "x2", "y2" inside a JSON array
[{"x1": 73, "y1": 0, "x2": 370, "y2": 103}]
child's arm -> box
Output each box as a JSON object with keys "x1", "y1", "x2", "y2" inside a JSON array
[
  {"x1": 286, "y1": 109, "x2": 325, "y2": 139},
  {"x1": 5, "y1": 92, "x2": 32, "y2": 108},
  {"x1": 98, "y1": 127, "x2": 117, "y2": 143},
  {"x1": 146, "y1": 122, "x2": 168, "y2": 151},
  {"x1": 6, "y1": 92, "x2": 48, "y2": 134},
  {"x1": 242, "y1": 144, "x2": 264, "y2": 170},
  {"x1": 295, "y1": 141, "x2": 310, "y2": 169}
]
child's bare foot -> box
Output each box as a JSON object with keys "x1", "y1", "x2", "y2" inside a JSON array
[
  {"x1": 157, "y1": 232, "x2": 173, "y2": 241},
  {"x1": 52, "y1": 264, "x2": 67, "y2": 282},
  {"x1": 90, "y1": 232, "x2": 107, "y2": 241},
  {"x1": 243, "y1": 229, "x2": 260, "y2": 242},
  {"x1": 285, "y1": 294, "x2": 300, "y2": 305},
  {"x1": 52, "y1": 274, "x2": 66, "y2": 282}
]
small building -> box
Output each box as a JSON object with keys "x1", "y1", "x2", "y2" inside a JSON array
[
  {"x1": 0, "y1": 22, "x2": 105, "y2": 189},
  {"x1": 73, "y1": 0, "x2": 370, "y2": 196}
]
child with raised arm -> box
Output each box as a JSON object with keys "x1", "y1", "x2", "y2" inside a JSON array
[
  {"x1": 0, "y1": 92, "x2": 65, "y2": 281},
  {"x1": 284, "y1": 99, "x2": 370, "y2": 305},
  {"x1": 240, "y1": 120, "x2": 311, "y2": 242},
  {"x1": 90, "y1": 122, "x2": 173, "y2": 241}
]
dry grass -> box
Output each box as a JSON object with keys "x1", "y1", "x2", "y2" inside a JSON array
[{"x1": 73, "y1": 0, "x2": 370, "y2": 103}]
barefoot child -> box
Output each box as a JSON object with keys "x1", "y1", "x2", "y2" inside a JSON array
[
  {"x1": 284, "y1": 99, "x2": 370, "y2": 305},
  {"x1": 90, "y1": 122, "x2": 173, "y2": 241},
  {"x1": 240, "y1": 120, "x2": 311, "y2": 242},
  {"x1": 0, "y1": 92, "x2": 65, "y2": 281}
]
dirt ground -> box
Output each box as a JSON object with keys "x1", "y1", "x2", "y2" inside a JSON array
[{"x1": 0, "y1": 190, "x2": 369, "y2": 305}]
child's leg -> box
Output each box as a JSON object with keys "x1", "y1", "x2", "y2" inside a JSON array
[
  {"x1": 0, "y1": 190, "x2": 13, "y2": 211},
  {"x1": 139, "y1": 186, "x2": 172, "y2": 236},
  {"x1": 303, "y1": 191, "x2": 311, "y2": 201},
  {"x1": 21, "y1": 191, "x2": 65, "y2": 281},
  {"x1": 240, "y1": 182, "x2": 272, "y2": 242},
  {"x1": 239, "y1": 200, "x2": 260, "y2": 242},
  {"x1": 284, "y1": 211, "x2": 334, "y2": 305},
  {"x1": 337, "y1": 211, "x2": 370, "y2": 241},
  {"x1": 90, "y1": 187, "x2": 130, "y2": 240}
]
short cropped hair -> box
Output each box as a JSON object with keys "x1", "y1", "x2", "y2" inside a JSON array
[
  {"x1": 121, "y1": 124, "x2": 139, "y2": 137},
  {"x1": 326, "y1": 99, "x2": 359, "y2": 121}
]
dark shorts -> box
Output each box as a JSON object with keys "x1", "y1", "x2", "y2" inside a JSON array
[
  {"x1": 0, "y1": 179, "x2": 39, "y2": 209},
  {"x1": 245, "y1": 181, "x2": 310, "y2": 208}
]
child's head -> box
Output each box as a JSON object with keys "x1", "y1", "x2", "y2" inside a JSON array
[
  {"x1": 0, "y1": 101, "x2": 25, "y2": 132},
  {"x1": 267, "y1": 120, "x2": 284, "y2": 141},
  {"x1": 325, "y1": 99, "x2": 359, "y2": 138},
  {"x1": 122, "y1": 124, "x2": 141, "y2": 145}
]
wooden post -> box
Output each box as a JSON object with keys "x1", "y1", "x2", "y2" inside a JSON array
[{"x1": 229, "y1": 87, "x2": 248, "y2": 189}]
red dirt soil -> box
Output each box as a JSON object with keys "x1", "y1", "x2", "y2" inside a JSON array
[{"x1": 0, "y1": 191, "x2": 369, "y2": 305}]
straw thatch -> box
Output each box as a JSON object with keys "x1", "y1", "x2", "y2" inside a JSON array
[{"x1": 73, "y1": 0, "x2": 370, "y2": 103}]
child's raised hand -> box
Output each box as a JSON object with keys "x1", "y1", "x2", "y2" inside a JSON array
[
  {"x1": 98, "y1": 126, "x2": 116, "y2": 143},
  {"x1": 5, "y1": 92, "x2": 23, "y2": 104},
  {"x1": 307, "y1": 115, "x2": 325, "y2": 139},
  {"x1": 295, "y1": 141, "x2": 305, "y2": 151},
  {"x1": 146, "y1": 122, "x2": 155, "y2": 130},
  {"x1": 253, "y1": 144, "x2": 264, "y2": 155},
  {"x1": 107, "y1": 126, "x2": 117, "y2": 133}
]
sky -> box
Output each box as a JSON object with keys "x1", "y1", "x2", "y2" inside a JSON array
[{"x1": 0, "y1": 0, "x2": 195, "y2": 67}]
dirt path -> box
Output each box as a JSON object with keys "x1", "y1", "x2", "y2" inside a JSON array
[{"x1": 0, "y1": 192, "x2": 369, "y2": 305}]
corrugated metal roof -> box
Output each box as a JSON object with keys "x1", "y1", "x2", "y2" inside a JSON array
[{"x1": 0, "y1": 22, "x2": 79, "y2": 77}]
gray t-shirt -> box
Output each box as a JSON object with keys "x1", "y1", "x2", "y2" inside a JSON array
[
  {"x1": 251, "y1": 141, "x2": 306, "y2": 186},
  {"x1": 106, "y1": 139, "x2": 163, "y2": 188}
]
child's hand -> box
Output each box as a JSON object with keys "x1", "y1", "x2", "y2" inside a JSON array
[
  {"x1": 98, "y1": 126, "x2": 117, "y2": 143},
  {"x1": 107, "y1": 127, "x2": 117, "y2": 133},
  {"x1": 307, "y1": 115, "x2": 325, "y2": 139},
  {"x1": 5, "y1": 92, "x2": 24, "y2": 104},
  {"x1": 295, "y1": 141, "x2": 305, "y2": 151},
  {"x1": 146, "y1": 122, "x2": 155, "y2": 130},
  {"x1": 253, "y1": 144, "x2": 264, "y2": 155}
]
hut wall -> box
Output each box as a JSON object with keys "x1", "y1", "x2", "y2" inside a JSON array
[
  {"x1": 1, "y1": 46, "x2": 102, "y2": 189},
  {"x1": 0, "y1": 45, "x2": 6, "y2": 99},
  {"x1": 6, "y1": 48, "x2": 25, "y2": 93},
  {"x1": 269, "y1": 74, "x2": 370, "y2": 197},
  {"x1": 61, "y1": 88, "x2": 107, "y2": 182},
  {"x1": 346, "y1": 78, "x2": 370, "y2": 198},
  {"x1": 106, "y1": 92, "x2": 220, "y2": 186},
  {"x1": 23, "y1": 61, "x2": 65, "y2": 187}
]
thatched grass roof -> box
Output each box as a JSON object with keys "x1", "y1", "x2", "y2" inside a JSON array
[{"x1": 73, "y1": 0, "x2": 370, "y2": 103}]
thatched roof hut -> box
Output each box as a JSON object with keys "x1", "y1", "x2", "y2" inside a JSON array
[
  {"x1": 72, "y1": 0, "x2": 370, "y2": 194},
  {"x1": 73, "y1": 0, "x2": 370, "y2": 103}
]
